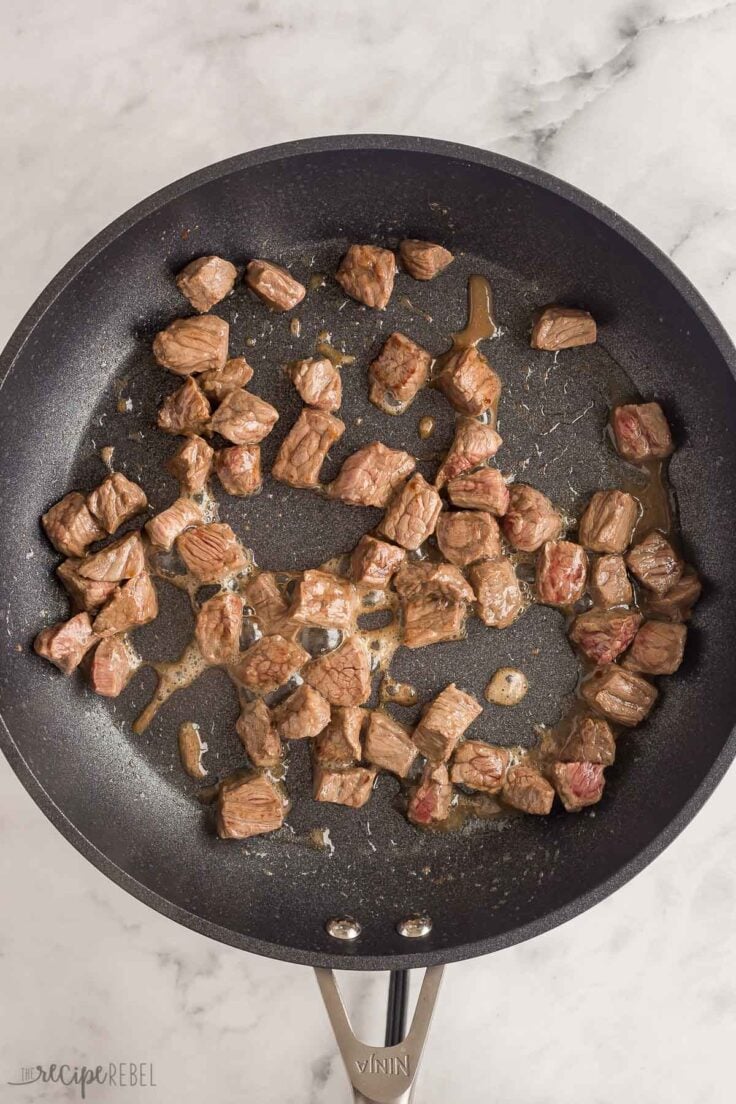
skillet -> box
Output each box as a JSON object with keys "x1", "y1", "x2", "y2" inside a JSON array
[{"x1": 1, "y1": 135, "x2": 735, "y2": 1102}]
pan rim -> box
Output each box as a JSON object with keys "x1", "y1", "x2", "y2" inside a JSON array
[{"x1": 1, "y1": 133, "x2": 735, "y2": 971}]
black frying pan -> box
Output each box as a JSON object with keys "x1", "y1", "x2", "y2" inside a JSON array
[{"x1": 2, "y1": 136, "x2": 735, "y2": 1102}]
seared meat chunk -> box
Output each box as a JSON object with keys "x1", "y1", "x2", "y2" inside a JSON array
[
  {"x1": 557, "y1": 714, "x2": 616, "y2": 765},
  {"x1": 407, "y1": 764, "x2": 452, "y2": 827},
  {"x1": 469, "y1": 559, "x2": 524, "y2": 629},
  {"x1": 536, "y1": 540, "x2": 588, "y2": 607},
  {"x1": 451, "y1": 741, "x2": 510, "y2": 794},
  {"x1": 399, "y1": 239, "x2": 453, "y2": 280},
  {"x1": 236, "y1": 700, "x2": 283, "y2": 767},
  {"x1": 589, "y1": 554, "x2": 633, "y2": 608},
  {"x1": 328, "y1": 441, "x2": 415, "y2": 507},
  {"x1": 395, "y1": 561, "x2": 473, "y2": 604},
  {"x1": 273, "y1": 409, "x2": 345, "y2": 489},
  {"x1": 87, "y1": 473, "x2": 147, "y2": 535},
  {"x1": 644, "y1": 566, "x2": 701, "y2": 621},
  {"x1": 437, "y1": 347, "x2": 501, "y2": 416},
  {"x1": 93, "y1": 573, "x2": 158, "y2": 635},
  {"x1": 502, "y1": 764, "x2": 555, "y2": 815},
  {"x1": 626, "y1": 531, "x2": 683, "y2": 596},
  {"x1": 153, "y1": 315, "x2": 229, "y2": 376},
  {"x1": 89, "y1": 636, "x2": 137, "y2": 697},
  {"x1": 314, "y1": 706, "x2": 364, "y2": 764},
  {"x1": 435, "y1": 418, "x2": 503, "y2": 488},
  {"x1": 502, "y1": 484, "x2": 561, "y2": 552},
  {"x1": 578, "y1": 490, "x2": 639, "y2": 554},
  {"x1": 290, "y1": 570, "x2": 356, "y2": 630},
  {"x1": 350, "y1": 535, "x2": 405, "y2": 588},
  {"x1": 77, "y1": 531, "x2": 145, "y2": 582},
  {"x1": 436, "y1": 510, "x2": 501, "y2": 567},
  {"x1": 272, "y1": 684, "x2": 330, "y2": 740},
  {"x1": 569, "y1": 609, "x2": 642, "y2": 665},
  {"x1": 157, "y1": 377, "x2": 211, "y2": 436},
  {"x1": 303, "y1": 635, "x2": 372, "y2": 706},
  {"x1": 209, "y1": 388, "x2": 278, "y2": 445},
  {"x1": 42, "y1": 491, "x2": 105, "y2": 557},
  {"x1": 551, "y1": 761, "x2": 605, "y2": 812},
  {"x1": 395, "y1": 561, "x2": 474, "y2": 647},
  {"x1": 581, "y1": 665, "x2": 657, "y2": 727},
  {"x1": 623, "y1": 620, "x2": 687, "y2": 675},
  {"x1": 217, "y1": 773, "x2": 286, "y2": 839},
  {"x1": 176, "y1": 523, "x2": 248, "y2": 583},
  {"x1": 378, "y1": 473, "x2": 442, "y2": 550},
  {"x1": 195, "y1": 592, "x2": 244, "y2": 665},
  {"x1": 363, "y1": 711, "x2": 418, "y2": 777},
  {"x1": 230, "y1": 635, "x2": 309, "y2": 694},
  {"x1": 611, "y1": 402, "x2": 673, "y2": 464},
  {"x1": 413, "y1": 684, "x2": 482, "y2": 762},
  {"x1": 176, "y1": 255, "x2": 237, "y2": 313},
  {"x1": 145, "y1": 498, "x2": 202, "y2": 551},
  {"x1": 214, "y1": 444, "x2": 262, "y2": 496},
  {"x1": 56, "y1": 559, "x2": 118, "y2": 612},
  {"x1": 200, "y1": 357, "x2": 254, "y2": 401},
  {"x1": 530, "y1": 306, "x2": 596, "y2": 350},
  {"x1": 290, "y1": 357, "x2": 342, "y2": 411},
  {"x1": 368, "y1": 332, "x2": 431, "y2": 414},
  {"x1": 336, "y1": 244, "x2": 395, "y2": 310},
  {"x1": 244, "y1": 572, "x2": 290, "y2": 634},
  {"x1": 166, "y1": 434, "x2": 214, "y2": 493},
  {"x1": 447, "y1": 467, "x2": 510, "y2": 516},
  {"x1": 314, "y1": 765, "x2": 376, "y2": 808},
  {"x1": 245, "y1": 259, "x2": 306, "y2": 311},
  {"x1": 34, "y1": 611, "x2": 96, "y2": 673}
]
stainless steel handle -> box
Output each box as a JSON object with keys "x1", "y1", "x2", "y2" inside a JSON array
[{"x1": 314, "y1": 965, "x2": 444, "y2": 1103}]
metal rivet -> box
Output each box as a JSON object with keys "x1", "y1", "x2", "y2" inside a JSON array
[
  {"x1": 326, "y1": 916, "x2": 362, "y2": 941},
  {"x1": 397, "y1": 914, "x2": 433, "y2": 939}
]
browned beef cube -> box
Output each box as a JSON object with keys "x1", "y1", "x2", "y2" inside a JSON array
[
  {"x1": 363, "y1": 711, "x2": 418, "y2": 777},
  {"x1": 303, "y1": 635, "x2": 372, "y2": 706},
  {"x1": 447, "y1": 467, "x2": 510, "y2": 516},
  {"x1": 611, "y1": 402, "x2": 673, "y2": 464},
  {"x1": 245, "y1": 259, "x2": 306, "y2": 311},
  {"x1": 502, "y1": 764, "x2": 555, "y2": 814},
  {"x1": 551, "y1": 761, "x2": 605, "y2": 812},
  {"x1": 195, "y1": 592, "x2": 244, "y2": 664},
  {"x1": 644, "y1": 566, "x2": 702, "y2": 621},
  {"x1": 378, "y1": 473, "x2": 442, "y2": 550},
  {"x1": 176, "y1": 255, "x2": 237, "y2": 313},
  {"x1": 368, "y1": 332, "x2": 431, "y2": 414},
  {"x1": 244, "y1": 572, "x2": 290, "y2": 634},
  {"x1": 199, "y1": 357, "x2": 254, "y2": 401},
  {"x1": 328, "y1": 441, "x2": 416, "y2": 507},
  {"x1": 530, "y1": 306, "x2": 596, "y2": 350},
  {"x1": 209, "y1": 388, "x2": 278, "y2": 445},
  {"x1": 273, "y1": 409, "x2": 346, "y2": 489},
  {"x1": 450, "y1": 741, "x2": 510, "y2": 793},
  {"x1": 87, "y1": 473, "x2": 148, "y2": 535},
  {"x1": 350, "y1": 535, "x2": 405, "y2": 588},
  {"x1": 236, "y1": 700, "x2": 283, "y2": 767},
  {"x1": 145, "y1": 498, "x2": 202, "y2": 552},
  {"x1": 42, "y1": 491, "x2": 105, "y2": 557},
  {"x1": 626, "y1": 531, "x2": 683, "y2": 596},
  {"x1": 569, "y1": 608, "x2": 642, "y2": 665},
  {"x1": 75, "y1": 532, "x2": 145, "y2": 584},
  {"x1": 89, "y1": 635, "x2": 137, "y2": 697},
  {"x1": 434, "y1": 418, "x2": 503, "y2": 488},
  {"x1": 399, "y1": 239, "x2": 454, "y2": 280},
  {"x1": 56, "y1": 559, "x2": 118, "y2": 612},
  {"x1": 157, "y1": 377, "x2": 211, "y2": 436},
  {"x1": 407, "y1": 764, "x2": 452, "y2": 826},
  {"x1": 230, "y1": 635, "x2": 309, "y2": 694},
  {"x1": 414, "y1": 684, "x2": 483, "y2": 762},
  {"x1": 581, "y1": 665, "x2": 658, "y2": 727},
  {"x1": 395, "y1": 561, "x2": 474, "y2": 647},
  {"x1": 536, "y1": 540, "x2": 588, "y2": 607},
  {"x1": 578, "y1": 490, "x2": 639, "y2": 554},
  {"x1": 176, "y1": 522, "x2": 248, "y2": 583},
  {"x1": 214, "y1": 444, "x2": 262, "y2": 496},
  {"x1": 166, "y1": 434, "x2": 214, "y2": 493},
  {"x1": 314, "y1": 706, "x2": 364, "y2": 764},
  {"x1": 623, "y1": 620, "x2": 687, "y2": 675},
  {"x1": 589, "y1": 554, "x2": 633, "y2": 608},
  {"x1": 314, "y1": 765, "x2": 377, "y2": 808},
  {"x1": 395, "y1": 561, "x2": 474, "y2": 604},
  {"x1": 272, "y1": 684, "x2": 331, "y2": 740},
  {"x1": 290, "y1": 357, "x2": 342, "y2": 411},
  {"x1": 336, "y1": 244, "x2": 396, "y2": 309},
  {"x1": 469, "y1": 559, "x2": 524, "y2": 628},
  {"x1": 437, "y1": 347, "x2": 501, "y2": 416},
  {"x1": 153, "y1": 315, "x2": 229, "y2": 376},
  {"x1": 502, "y1": 484, "x2": 561, "y2": 552},
  {"x1": 93, "y1": 573, "x2": 158, "y2": 636},
  {"x1": 217, "y1": 773, "x2": 287, "y2": 839},
  {"x1": 34, "y1": 611, "x2": 96, "y2": 673},
  {"x1": 436, "y1": 510, "x2": 501, "y2": 567},
  {"x1": 557, "y1": 714, "x2": 615, "y2": 765},
  {"x1": 290, "y1": 569, "x2": 356, "y2": 630}
]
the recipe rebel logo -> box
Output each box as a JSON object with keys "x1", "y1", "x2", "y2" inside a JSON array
[{"x1": 7, "y1": 1062, "x2": 157, "y2": 1098}]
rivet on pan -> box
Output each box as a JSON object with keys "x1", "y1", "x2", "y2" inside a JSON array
[
  {"x1": 326, "y1": 916, "x2": 362, "y2": 941},
  {"x1": 397, "y1": 915, "x2": 433, "y2": 939}
]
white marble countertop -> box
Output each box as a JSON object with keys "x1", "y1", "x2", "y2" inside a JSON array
[{"x1": 2, "y1": 1, "x2": 735, "y2": 1101}]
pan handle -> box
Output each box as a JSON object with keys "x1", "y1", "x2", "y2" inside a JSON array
[{"x1": 314, "y1": 965, "x2": 444, "y2": 1103}]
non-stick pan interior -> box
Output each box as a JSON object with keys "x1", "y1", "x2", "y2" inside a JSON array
[{"x1": 1, "y1": 139, "x2": 735, "y2": 969}]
